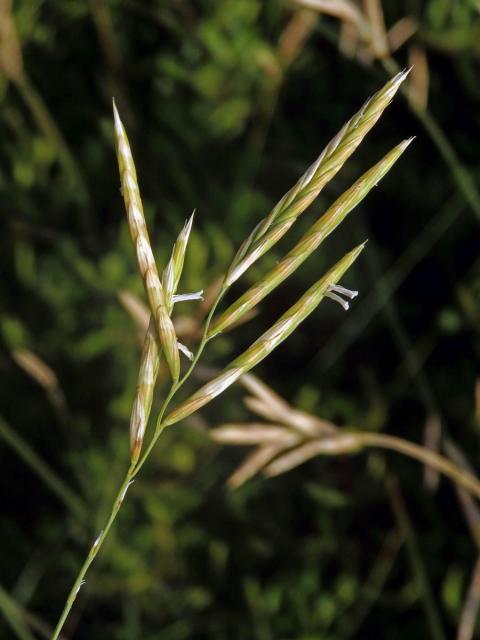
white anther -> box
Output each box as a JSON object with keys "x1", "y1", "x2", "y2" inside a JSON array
[
  {"x1": 173, "y1": 290, "x2": 204, "y2": 303},
  {"x1": 326, "y1": 284, "x2": 359, "y2": 311},
  {"x1": 178, "y1": 342, "x2": 194, "y2": 361},
  {"x1": 328, "y1": 284, "x2": 358, "y2": 299}
]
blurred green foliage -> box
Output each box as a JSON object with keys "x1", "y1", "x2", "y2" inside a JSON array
[{"x1": 0, "y1": 0, "x2": 480, "y2": 638}]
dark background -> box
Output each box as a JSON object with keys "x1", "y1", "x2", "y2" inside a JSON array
[{"x1": 1, "y1": 1, "x2": 480, "y2": 638}]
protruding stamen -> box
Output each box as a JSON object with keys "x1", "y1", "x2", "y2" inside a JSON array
[
  {"x1": 173, "y1": 290, "x2": 204, "y2": 303},
  {"x1": 178, "y1": 342, "x2": 194, "y2": 361},
  {"x1": 328, "y1": 284, "x2": 358, "y2": 299},
  {"x1": 326, "y1": 284, "x2": 359, "y2": 311},
  {"x1": 326, "y1": 291, "x2": 350, "y2": 310}
]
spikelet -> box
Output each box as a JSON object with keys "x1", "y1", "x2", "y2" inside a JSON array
[
  {"x1": 162, "y1": 212, "x2": 195, "y2": 309},
  {"x1": 210, "y1": 138, "x2": 412, "y2": 337},
  {"x1": 130, "y1": 319, "x2": 160, "y2": 463},
  {"x1": 164, "y1": 244, "x2": 364, "y2": 426},
  {"x1": 113, "y1": 100, "x2": 179, "y2": 382},
  {"x1": 225, "y1": 70, "x2": 408, "y2": 286}
]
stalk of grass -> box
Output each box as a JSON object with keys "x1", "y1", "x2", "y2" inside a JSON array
[{"x1": 50, "y1": 73, "x2": 402, "y2": 638}]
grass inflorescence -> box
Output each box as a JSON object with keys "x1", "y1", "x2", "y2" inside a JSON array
[{"x1": 51, "y1": 72, "x2": 413, "y2": 639}]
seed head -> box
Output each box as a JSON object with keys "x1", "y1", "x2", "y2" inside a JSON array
[{"x1": 113, "y1": 100, "x2": 183, "y2": 381}]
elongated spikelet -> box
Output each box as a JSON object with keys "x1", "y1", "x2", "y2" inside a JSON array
[
  {"x1": 209, "y1": 139, "x2": 412, "y2": 338},
  {"x1": 113, "y1": 100, "x2": 164, "y2": 311},
  {"x1": 130, "y1": 319, "x2": 160, "y2": 463},
  {"x1": 162, "y1": 212, "x2": 194, "y2": 309},
  {"x1": 164, "y1": 244, "x2": 364, "y2": 426},
  {"x1": 225, "y1": 70, "x2": 408, "y2": 285},
  {"x1": 113, "y1": 100, "x2": 180, "y2": 382}
]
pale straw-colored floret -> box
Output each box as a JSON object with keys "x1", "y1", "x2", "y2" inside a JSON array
[
  {"x1": 129, "y1": 319, "x2": 160, "y2": 463},
  {"x1": 162, "y1": 211, "x2": 195, "y2": 308},
  {"x1": 158, "y1": 305, "x2": 180, "y2": 382},
  {"x1": 127, "y1": 219, "x2": 200, "y2": 462},
  {"x1": 113, "y1": 100, "x2": 180, "y2": 385}
]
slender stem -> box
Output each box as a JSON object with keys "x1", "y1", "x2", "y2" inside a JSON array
[
  {"x1": 356, "y1": 432, "x2": 480, "y2": 500},
  {"x1": 50, "y1": 284, "x2": 228, "y2": 638},
  {"x1": 50, "y1": 464, "x2": 135, "y2": 640}
]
